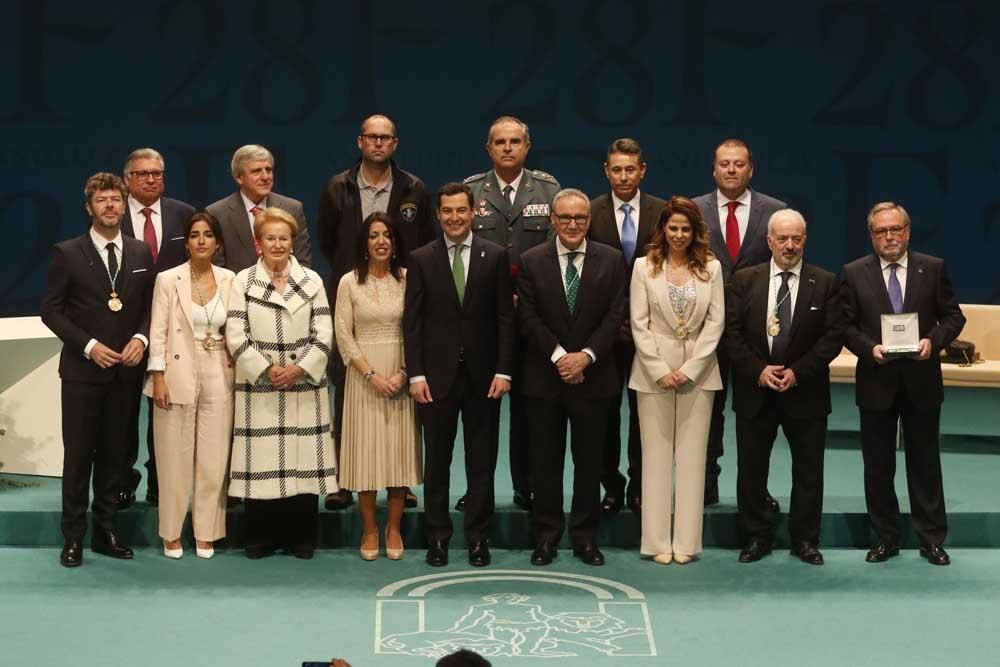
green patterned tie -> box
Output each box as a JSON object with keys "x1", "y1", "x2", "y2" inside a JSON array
[
  {"x1": 565, "y1": 251, "x2": 580, "y2": 313},
  {"x1": 452, "y1": 243, "x2": 466, "y2": 304}
]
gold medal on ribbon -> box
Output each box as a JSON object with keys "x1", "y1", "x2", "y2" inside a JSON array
[
  {"x1": 768, "y1": 318, "x2": 781, "y2": 337},
  {"x1": 108, "y1": 292, "x2": 123, "y2": 312},
  {"x1": 676, "y1": 322, "x2": 688, "y2": 340},
  {"x1": 203, "y1": 338, "x2": 216, "y2": 351}
]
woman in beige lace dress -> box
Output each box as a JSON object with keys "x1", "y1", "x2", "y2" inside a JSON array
[{"x1": 335, "y1": 212, "x2": 422, "y2": 561}]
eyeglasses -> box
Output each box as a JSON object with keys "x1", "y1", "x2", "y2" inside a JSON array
[
  {"x1": 360, "y1": 134, "x2": 396, "y2": 144},
  {"x1": 870, "y1": 224, "x2": 909, "y2": 238},
  {"x1": 128, "y1": 170, "x2": 164, "y2": 181},
  {"x1": 554, "y1": 214, "x2": 589, "y2": 225}
]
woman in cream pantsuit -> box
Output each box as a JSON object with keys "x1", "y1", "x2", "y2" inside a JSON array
[
  {"x1": 629, "y1": 196, "x2": 724, "y2": 564},
  {"x1": 146, "y1": 211, "x2": 235, "y2": 560}
]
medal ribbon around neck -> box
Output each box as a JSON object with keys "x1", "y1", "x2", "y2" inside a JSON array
[
  {"x1": 192, "y1": 265, "x2": 222, "y2": 349},
  {"x1": 95, "y1": 240, "x2": 123, "y2": 311},
  {"x1": 769, "y1": 272, "x2": 793, "y2": 335}
]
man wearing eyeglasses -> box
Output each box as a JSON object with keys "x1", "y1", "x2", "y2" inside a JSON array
[
  {"x1": 117, "y1": 148, "x2": 196, "y2": 508},
  {"x1": 516, "y1": 189, "x2": 626, "y2": 566},
  {"x1": 841, "y1": 202, "x2": 965, "y2": 566},
  {"x1": 316, "y1": 114, "x2": 435, "y2": 510},
  {"x1": 463, "y1": 116, "x2": 561, "y2": 514}
]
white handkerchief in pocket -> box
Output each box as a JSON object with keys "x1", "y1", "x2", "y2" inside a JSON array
[{"x1": 132, "y1": 268, "x2": 147, "y2": 273}]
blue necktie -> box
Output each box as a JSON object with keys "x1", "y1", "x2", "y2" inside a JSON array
[
  {"x1": 888, "y1": 263, "x2": 903, "y2": 314},
  {"x1": 620, "y1": 203, "x2": 636, "y2": 264}
]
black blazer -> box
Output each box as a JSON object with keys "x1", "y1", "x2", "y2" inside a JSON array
[
  {"x1": 403, "y1": 236, "x2": 514, "y2": 398},
  {"x1": 588, "y1": 192, "x2": 666, "y2": 272},
  {"x1": 517, "y1": 239, "x2": 626, "y2": 399},
  {"x1": 40, "y1": 233, "x2": 154, "y2": 384},
  {"x1": 841, "y1": 252, "x2": 965, "y2": 410},
  {"x1": 725, "y1": 261, "x2": 843, "y2": 418},
  {"x1": 693, "y1": 189, "x2": 786, "y2": 281},
  {"x1": 121, "y1": 196, "x2": 195, "y2": 275}
]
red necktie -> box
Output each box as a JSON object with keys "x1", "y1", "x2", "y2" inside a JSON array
[
  {"x1": 142, "y1": 208, "x2": 158, "y2": 263},
  {"x1": 250, "y1": 206, "x2": 262, "y2": 256},
  {"x1": 725, "y1": 201, "x2": 741, "y2": 263}
]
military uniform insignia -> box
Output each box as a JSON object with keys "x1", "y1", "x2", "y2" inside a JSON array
[
  {"x1": 399, "y1": 202, "x2": 417, "y2": 223},
  {"x1": 476, "y1": 200, "x2": 492, "y2": 217},
  {"x1": 532, "y1": 170, "x2": 558, "y2": 183},
  {"x1": 463, "y1": 172, "x2": 487, "y2": 184},
  {"x1": 523, "y1": 203, "x2": 550, "y2": 217}
]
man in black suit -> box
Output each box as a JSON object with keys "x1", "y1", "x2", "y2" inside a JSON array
[
  {"x1": 318, "y1": 114, "x2": 436, "y2": 511},
  {"x1": 404, "y1": 182, "x2": 514, "y2": 568},
  {"x1": 517, "y1": 188, "x2": 626, "y2": 566},
  {"x1": 40, "y1": 172, "x2": 155, "y2": 567},
  {"x1": 208, "y1": 143, "x2": 312, "y2": 273},
  {"x1": 725, "y1": 210, "x2": 842, "y2": 565},
  {"x1": 588, "y1": 137, "x2": 666, "y2": 517},
  {"x1": 842, "y1": 202, "x2": 965, "y2": 566},
  {"x1": 118, "y1": 147, "x2": 196, "y2": 507},
  {"x1": 694, "y1": 139, "x2": 786, "y2": 508}
]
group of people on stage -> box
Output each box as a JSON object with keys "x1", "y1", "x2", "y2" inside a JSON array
[{"x1": 40, "y1": 114, "x2": 965, "y2": 571}]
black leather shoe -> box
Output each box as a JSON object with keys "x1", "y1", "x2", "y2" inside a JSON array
[
  {"x1": 513, "y1": 491, "x2": 532, "y2": 511},
  {"x1": 704, "y1": 478, "x2": 720, "y2": 506},
  {"x1": 865, "y1": 542, "x2": 900, "y2": 563},
  {"x1": 426, "y1": 540, "x2": 448, "y2": 567},
  {"x1": 468, "y1": 540, "x2": 491, "y2": 567},
  {"x1": 245, "y1": 543, "x2": 275, "y2": 559},
  {"x1": 626, "y1": 494, "x2": 641, "y2": 514},
  {"x1": 531, "y1": 542, "x2": 557, "y2": 566},
  {"x1": 455, "y1": 495, "x2": 467, "y2": 511},
  {"x1": 765, "y1": 492, "x2": 780, "y2": 513},
  {"x1": 738, "y1": 539, "x2": 772, "y2": 563},
  {"x1": 573, "y1": 543, "x2": 605, "y2": 566},
  {"x1": 60, "y1": 541, "x2": 83, "y2": 568},
  {"x1": 292, "y1": 544, "x2": 315, "y2": 560},
  {"x1": 600, "y1": 494, "x2": 623, "y2": 516},
  {"x1": 920, "y1": 544, "x2": 951, "y2": 566},
  {"x1": 91, "y1": 530, "x2": 134, "y2": 560},
  {"x1": 790, "y1": 541, "x2": 824, "y2": 565},
  {"x1": 114, "y1": 487, "x2": 136, "y2": 510},
  {"x1": 324, "y1": 489, "x2": 354, "y2": 510},
  {"x1": 404, "y1": 487, "x2": 418, "y2": 508}
]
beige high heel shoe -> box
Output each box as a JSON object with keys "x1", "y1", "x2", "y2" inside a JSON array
[
  {"x1": 653, "y1": 553, "x2": 673, "y2": 564},
  {"x1": 673, "y1": 554, "x2": 693, "y2": 564},
  {"x1": 385, "y1": 527, "x2": 404, "y2": 561},
  {"x1": 360, "y1": 532, "x2": 380, "y2": 561}
]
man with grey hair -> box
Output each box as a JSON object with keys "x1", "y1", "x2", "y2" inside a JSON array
[
  {"x1": 516, "y1": 188, "x2": 625, "y2": 566},
  {"x1": 724, "y1": 209, "x2": 842, "y2": 565},
  {"x1": 208, "y1": 144, "x2": 312, "y2": 272},
  {"x1": 841, "y1": 202, "x2": 964, "y2": 566},
  {"x1": 464, "y1": 116, "x2": 561, "y2": 513},
  {"x1": 118, "y1": 147, "x2": 196, "y2": 507}
]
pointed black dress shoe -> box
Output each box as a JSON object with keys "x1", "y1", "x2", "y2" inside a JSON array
[
  {"x1": 91, "y1": 530, "x2": 134, "y2": 560},
  {"x1": 790, "y1": 541, "x2": 824, "y2": 565},
  {"x1": 245, "y1": 543, "x2": 276, "y2": 559},
  {"x1": 573, "y1": 543, "x2": 605, "y2": 566},
  {"x1": 531, "y1": 542, "x2": 557, "y2": 566},
  {"x1": 60, "y1": 541, "x2": 83, "y2": 568},
  {"x1": 920, "y1": 544, "x2": 951, "y2": 566},
  {"x1": 513, "y1": 491, "x2": 532, "y2": 511},
  {"x1": 765, "y1": 492, "x2": 780, "y2": 513},
  {"x1": 865, "y1": 542, "x2": 900, "y2": 563},
  {"x1": 404, "y1": 487, "x2": 418, "y2": 508},
  {"x1": 738, "y1": 539, "x2": 772, "y2": 563},
  {"x1": 600, "y1": 494, "x2": 623, "y2": 516},
  {"x1": 426, "y1": 540, "x2": 448, "y2": 567},
  {"x1": 468, "y1": 540, "x2": 491, "y2": 567},
  {"x1": 455, "y1": 495, "x2": 467, "y2": 511}
]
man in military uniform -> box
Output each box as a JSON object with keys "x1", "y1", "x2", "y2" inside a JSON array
[{"x1": 463, "y1": 115, "x2": 560, "y2": 512}]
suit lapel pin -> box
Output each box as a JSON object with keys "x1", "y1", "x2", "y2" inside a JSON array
[
  {"x1": 480, "y1": 250, "x2": 485, "y2": 257},
  {"x1": 808, "y1": 277, "x2": 816, "y2": 284}
]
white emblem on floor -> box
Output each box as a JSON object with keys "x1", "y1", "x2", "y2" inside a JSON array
[{"x1": 375, "y1": 570, "x2": 656, "y2": 658}]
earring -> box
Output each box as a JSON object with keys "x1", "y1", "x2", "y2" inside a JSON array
[
  {"x1": 363, "y1": 252, "x2": 369, "y2": 260},
  {"x1": 392, "y1": 250, "x2": 397, "y2": 259}
]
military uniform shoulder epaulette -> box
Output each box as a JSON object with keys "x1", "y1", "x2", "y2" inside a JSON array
[
  {"x1": 531, "y1": 170, "x2": 558, "y2": 184},
  {"x1": 463, "y1": 172, "x2": 487, "y2": 184}
]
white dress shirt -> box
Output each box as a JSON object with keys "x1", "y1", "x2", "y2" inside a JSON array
[
  {"x1": 495, "y1": 170, "x2": 523, "y2": 205},
  {"x1": 127, "y1": 196, "x2": 162, "y2": 252},
  {"x1": 83, "y1": 227, "x2": 148, "y2": 358},
  {"x1": 717, "y1": 188, "x2": 752, "y2": 245},
  {"x1": 551, "y1": 237, "x2": 596, "y2": 364},
  {"x1": 240, "y1": 191, "x2": 268, "y2": 236},
  {"x1": 765, "y1": 258, "x2": 801, "y2": 353},
  {"x1": 612, "y1": 191, "x2": 641, "y2": 241},
  {"x1": 879, "y1": 253, "x2": 908, "y2": 303}
]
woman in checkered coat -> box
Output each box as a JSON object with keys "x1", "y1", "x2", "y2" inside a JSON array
[{"x1": 226, "y1": 207, "x2": 339, "y2": 559}]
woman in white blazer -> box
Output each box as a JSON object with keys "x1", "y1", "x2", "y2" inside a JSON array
[
  {"x1": 146, "y1": 211, "x2": 236, "y2": 560},
  {"x1": 629, "y1": 196, "x2": 724, "y2": 564}
]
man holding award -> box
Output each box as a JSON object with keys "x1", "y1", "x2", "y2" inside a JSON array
[{"x1": 841, "y1": 202, "x2": 965, "y2": 566}]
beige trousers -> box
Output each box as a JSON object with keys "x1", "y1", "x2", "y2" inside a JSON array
[
  {"x1": 637, "y1": 386, "x2": 714, "y2": 557},
  {"x1": 153, "y1": 345, "x2": 233, "y2": 541}
]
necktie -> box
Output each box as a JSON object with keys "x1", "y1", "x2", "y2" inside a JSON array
[
  {"x1": 770, "y1": 271, "x2": 791, "y2": 364},
  {"x1": 620, "y1": 203, "x2": 636, "y2": 264},
  {"x1": 106, "y1": 242, "x2": 118, "y2": 279},
  {"x1": 565, "y1": 252, "x2": 580, "y2": 313},
  {"x1": 250, "y1": 206, "x2": 262, "y2": 257},
  {"x1": 452, "y1": 243, "x2": 466, "y2": 304},
  {"x1": 888, "y1": 263, "x2": 903, "y2": 314},
  {"x1": 502, "y1": 185, "x2": 513, "y2": 213},
  {"x1": 141, "y1": 208, "x2": 158, "y2": 263},
  {"x1": 725, "y1": 201, "x2": 741, "y2": 263}
]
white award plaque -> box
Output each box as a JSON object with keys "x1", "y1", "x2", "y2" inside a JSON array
[{"x1": 881, "y1": 312, "x2": 920, "y2": 358}]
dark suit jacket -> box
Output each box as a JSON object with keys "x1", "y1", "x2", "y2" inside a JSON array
[
  {"x1": 517, "y1": 239, "x2": 626, "y2": 399},
  {"x1": 40, "y1": 233, "x2": 154, "y2": 384},
  {"x1": 725, "y1": 261, "x2": 843, "y2": 418},
  {"x1": 693, "y1": 189, "x2": 786, "y2": 281},
  {"x1": 841, "y1": 252, "x2": 965, "y2": 410},
  {"x1": 403, "y1": 236, "x2": 515, "y2": 398},
  {"x1": 121, "y1": 196, "x2": 195, "y2": 275},
  {"x1": 208, "y1": 191, "x2": 312, "y2": 273}
]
